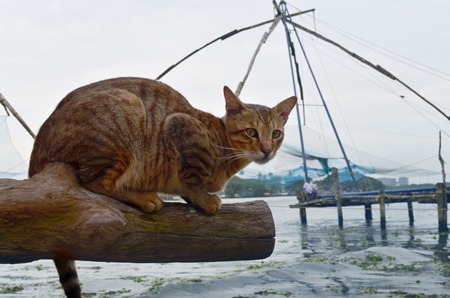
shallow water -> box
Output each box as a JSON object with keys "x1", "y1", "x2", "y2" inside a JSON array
[{"x1": 0, "y1": 196, "x2": 449, "y2": 297}]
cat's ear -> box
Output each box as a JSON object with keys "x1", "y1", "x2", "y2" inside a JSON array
[
  {"x1": 224, "y1": 86, "x2": 247, "y2": 117},
  {"x1": 273, "y1": 96, "x2": 297, "y2": 123}
]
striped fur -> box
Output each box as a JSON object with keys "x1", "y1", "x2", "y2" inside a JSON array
[
  {"x1": 28, "y1": 77, "x2": 296, "y2": 297},
  {"x1": 53, "y1": 259, "x2": 81, "y2": 298}
]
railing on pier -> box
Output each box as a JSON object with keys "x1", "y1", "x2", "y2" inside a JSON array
[{"x1": 289, "y1": 168, "x2": 449, "y2": 233}]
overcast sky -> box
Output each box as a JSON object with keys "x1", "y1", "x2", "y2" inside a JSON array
[{"x1": 1, "y1": 0, "x2": 449, "y2": 183}]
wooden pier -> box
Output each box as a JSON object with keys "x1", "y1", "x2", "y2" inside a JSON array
[{"x1": 290, "y1": 168, "x2": 449, "y2": 233}]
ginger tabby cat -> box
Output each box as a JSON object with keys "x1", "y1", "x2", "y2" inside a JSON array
[{"x1": 29, "y1": 77, "x2": 296, "y2": 298}]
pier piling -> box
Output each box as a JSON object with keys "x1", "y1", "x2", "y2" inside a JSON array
[
  {"x1": 436, "y1": 183, "x2": 449, "y2": 233},
  {"x1": 290, "y1": 181, "x2": 449, "y2": 234},
  {"x1": 364, "y1": 203, "x2": 372, "y2": 221},
  {"x1": 332, "y1": 168, "x2": 343, "y2": 227},
  {"x1": 378, "y1": 190, "x2": 387, "y2": 230},
  {"x1": 298, "y1": 192, "x2": 307, "y2": 225},
  {"x1": 407, "y1": 201, "x2": 414, "y2": 225}
]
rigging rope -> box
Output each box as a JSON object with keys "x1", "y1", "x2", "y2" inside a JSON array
[
  {"x1": 155, "y1": 10, "x2": 314, "y2": 81},
  {"x1": 277, "y1": 1, "x2": 360, "y2": 190},
  {"x1": 315, "y1": 18, "x2": 450, "y2": 81},
  {"x1": 287, "y1": 20, "x2": 450, "y2": 122},
  {"x1": 287, "y1": 40, "x2": 306, "y2": 125},
  {"x1": 274, "y1": 1, "x2": 309, "y2": 181}
]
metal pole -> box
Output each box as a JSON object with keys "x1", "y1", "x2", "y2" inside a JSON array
[
  {"x1": 277, "y1": 1, "x2": 309, "y2": 180},
  {"x1": 281, "y1": 3, "x2": 360, "y2": 189}
]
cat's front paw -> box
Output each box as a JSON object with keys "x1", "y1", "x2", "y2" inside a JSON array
[
  {"x1": 199, "y1": 194, "x2": 222, "y2": 214},
  {"x1": 138, "y1": 192, "x2": 164, "y2": 213}
]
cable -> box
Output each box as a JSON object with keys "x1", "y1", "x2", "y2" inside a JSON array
[
  {"x1": 155, "y1": 9, "x2": 314, "y2": 80},
  {"x1": 287, "y1": 20, "x2": 450, "y2": 122},
  {"x1": 281, "y1": 3, "x2": 360, "y2": 189},
  {"x1": 314, "y1": 18, "x2": 450, "y2": 80}
]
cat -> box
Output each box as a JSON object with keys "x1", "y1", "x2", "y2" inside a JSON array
[{"x1": 28, "y1": 77, "x2": 296, "y2": 298}]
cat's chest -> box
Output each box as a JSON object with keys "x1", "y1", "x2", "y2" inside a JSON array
[{"x1": 206, "y1": 175, "x2": 230, "y2": 193}]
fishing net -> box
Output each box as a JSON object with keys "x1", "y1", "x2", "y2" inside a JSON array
[{"x1": 238, "y1": 125, "x2": 438, "y2": 184}]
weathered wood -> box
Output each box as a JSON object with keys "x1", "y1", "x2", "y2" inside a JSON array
[
  {"x1": 364, "y1": 203, "x2": 373, "y2": 221},
  {"x1": 0, "y1": 163, "x2": 275, "y2": 264},
  {"x1": 436, "y1": 183, "x2": 449, "y2": 233},
  {"x1": 407, "y1": 201, "x2": 414, "y2": 225},
  {"x1": 297, "y1": 192, "x2": 307, "y2": 225},
  {"x1": 378, "y1": 190, "x2": 387, "y2": 230},
  {"x1": 331, "y1": 168, "x2": 343, "y2": 227},
  {"x1": 290, "y1": 194, "x2": 437, "y2": 208},
  {"x1": 0, "y1": 93, "x2": 36, "y2": 139}
]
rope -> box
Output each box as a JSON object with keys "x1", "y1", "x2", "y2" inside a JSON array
[
  {"x1": 287, "y1": 20, "x2": 450, "y2": 122},
  {"x1": 287, "y1": 39, "x2": 305, "y2": 124},
  {"x1": 155, "y1": 10, "x2": 314, "y2": 81},
  {"x1": 276, "y1": 1, "x2": 309, "y2": 181},
  {"x1": 279, "y1": 2, "x2": 360, "y2": 190}
]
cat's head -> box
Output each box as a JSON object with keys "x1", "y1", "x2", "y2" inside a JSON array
[{"x1": 223, "y1": 86, "x2": 297, "y2": 165}]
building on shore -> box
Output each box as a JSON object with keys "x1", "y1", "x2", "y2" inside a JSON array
[{"x1": 379, "y1": 177, "x2": 397, "y2": 187}]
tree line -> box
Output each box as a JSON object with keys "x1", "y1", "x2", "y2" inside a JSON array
[{"x1": 224, "y1": 174, "x2": 435, "y2": 198}]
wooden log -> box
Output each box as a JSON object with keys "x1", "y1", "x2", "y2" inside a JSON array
[{"x1": 0, "y1": 163, "x2": 275, "y2": 264}]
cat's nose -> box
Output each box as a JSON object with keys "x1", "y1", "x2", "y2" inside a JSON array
[{"x1": 261, "y1": 148, "x2": 272, "y2": 158}]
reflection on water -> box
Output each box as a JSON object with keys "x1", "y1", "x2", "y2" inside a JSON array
[
  {"x1": 435, "y1": 233, "x2": 449, "y2": 263},
  {"x1": 223, "y1": 195, "x2": 450, "y2": 282},
  {"x1": 259, "y1": 196, "x2": 449, "y2": 259},
  {"x1": 254, "y1": 196, "x2": 449, "y2": 296}
]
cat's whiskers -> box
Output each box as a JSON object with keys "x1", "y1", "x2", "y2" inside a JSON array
[
  {"x1": 213, "y1": 144, "x2": 250, "y2": 168},
  {"x1": 215, "y1": 151, "x2": 248, "y2": 167},
  {"x1": 213, "y1": 144, "x2": 242, "y2": 151}
]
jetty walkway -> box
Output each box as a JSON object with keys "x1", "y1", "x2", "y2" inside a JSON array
[{"x1": 289, "y1": 168, "x2": 449, "y2": 233}]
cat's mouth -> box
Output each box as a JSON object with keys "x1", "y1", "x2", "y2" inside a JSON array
[
  {"x1": 254, "y1": 159, "x2": 270, "y2": 165},
  {"x1": 243, "y1": 150, "x2": 275, "y2": 165},
  {"x1": 253, "y1": 154, "x2": 274, "y2": 165}
]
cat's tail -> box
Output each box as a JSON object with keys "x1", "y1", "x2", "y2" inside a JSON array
[{"x1": 53, "y1": 259, "x2": 82, "y2": 298}]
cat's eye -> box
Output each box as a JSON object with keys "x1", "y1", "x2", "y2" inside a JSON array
[
  {"x1": 246, "y1": 128, "x2": 257, "y2": 138},
  {"x1": 272, "y1": 130, "x2": 282, "y2": 139}
]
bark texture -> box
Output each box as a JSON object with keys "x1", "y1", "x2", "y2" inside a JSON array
[{"x1": 0, "y1": 163, "x2": 275, "y2": 264}]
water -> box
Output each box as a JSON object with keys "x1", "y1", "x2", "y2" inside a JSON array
[{"x1": 0, "y1": 196, "x2": 449, "y2": 297}]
